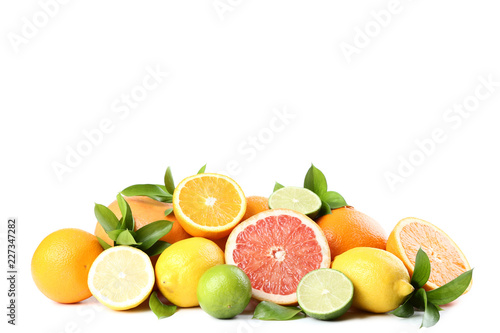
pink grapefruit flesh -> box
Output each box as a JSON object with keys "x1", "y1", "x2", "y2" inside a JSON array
[{"x1": 225, "y1": 209, "x2": 331, "y2": 304}]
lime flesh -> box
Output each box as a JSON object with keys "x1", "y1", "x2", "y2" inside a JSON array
[
  {"x1": 268, "y1": 187, "x2": 322, "y2": 218},
  {"x1": 297, "y1": 268, "x2": 354, "y2": 320}
]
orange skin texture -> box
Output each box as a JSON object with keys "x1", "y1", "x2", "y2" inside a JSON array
[
  {"x1": 242, "y1": 196, "x2": 269, "y2": 221},
  {"x1": 94, "y1": 196, "x2": 191, "y2": 247},
  {"x1": 317, "y1": 207, "x2": 387, "y2": 259},
  {"x1": 31, "y1": 228, "x2": 103, "y2": 303}
]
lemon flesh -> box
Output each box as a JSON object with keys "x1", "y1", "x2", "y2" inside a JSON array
[{"x1": 88, "y1": 246, "x2": 155, "y2": 310}]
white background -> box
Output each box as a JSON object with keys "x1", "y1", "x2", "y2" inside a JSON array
[{"x1": 1, "y1": 1, "x2": 499, "y2": 332}]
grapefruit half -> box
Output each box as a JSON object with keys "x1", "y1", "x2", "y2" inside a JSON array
[
  {"x1": 387, "y1": 217, "x2": 472, "y2": 292},
  {"x1": 225, "y1": 209, "x2": 331, "y2": 304}
]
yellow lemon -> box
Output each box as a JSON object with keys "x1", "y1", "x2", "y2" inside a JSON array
[
  {"x1": 155, "y1": 237, "x2": 225, "y2": 307},
  {"x1": 331, "y1": 247, "x2": 414, "y2": 313}
]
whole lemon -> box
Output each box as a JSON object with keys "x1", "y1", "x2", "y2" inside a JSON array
[
  {"x1": 331, "y1": 247, "x2": 414, "y2": 313},
  {"x1": 155, "y1": 237, "x2": 225, "y2": 307},
  {"x1": 31, "y1": 228, "x2": 103, "y2": 303}
]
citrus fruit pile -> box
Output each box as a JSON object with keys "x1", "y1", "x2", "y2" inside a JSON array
[{"x1": 31, "y1": 164, "x2": 473, "y2": 328}]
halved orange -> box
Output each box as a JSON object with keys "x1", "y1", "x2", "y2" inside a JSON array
[
  {"x1": 386, "y1": 217, "x2": 471, "y2": 292},
  {"x1": 172, "y1": 173, "x2": 246, "y2": 240}
]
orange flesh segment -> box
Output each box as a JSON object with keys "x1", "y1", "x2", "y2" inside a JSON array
[
  {"x1": 178, "y1": 176, "x2": 243, "y2": 227},
  {"x1": 400, "y1": 222, "x2": 468, "y2": 287},
  {"x1": 233, "y1": 214, "x2": 323, "y2": 296}
]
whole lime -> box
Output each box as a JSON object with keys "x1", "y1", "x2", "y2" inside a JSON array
[{"x1": 197, "y1": 264, "x2": 252, "y2": 319}]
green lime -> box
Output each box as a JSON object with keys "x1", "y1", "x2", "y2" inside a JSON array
[
  {"x1": 197, "y1": 264, "x2": 252, "y2": 319},
  {"x1": 268, "y1": 186, "x2": 322, "y2": 218},
  {"x1": 297, "y1": 268, "x2": 354, "y2": 320}
]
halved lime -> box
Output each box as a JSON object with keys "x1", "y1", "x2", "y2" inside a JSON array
[
  {"x1": 268, "y1": 186, "x2": 322, "y2": 218},
  {"x1": 297, "y1": 268, "x2": 354, "y2": 320}
]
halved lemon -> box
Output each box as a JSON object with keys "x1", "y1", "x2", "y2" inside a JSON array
[
  {"x1": 173, "y1": 173, "x2": 246, "y2": 240},
  {"x1": 87, "y1": 246, "x2": 155, "y2": 310}
]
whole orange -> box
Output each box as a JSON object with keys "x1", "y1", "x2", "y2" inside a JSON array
[
  {"x1": 31, "y1": 228, "x2": 103, "y2": 303},
  {"x1": 242, "y1": 196, "x2": 269, "y2": 221},
  {"x1": 94, "y1": 196, "x2": 191, "y2": 247},
  {"x1": 317, "y1": 207, "x2": 387, "y2": 259}
]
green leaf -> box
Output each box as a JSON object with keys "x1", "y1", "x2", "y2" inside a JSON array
[
  {"x1": 197, "y1": 164, "x2": 207, "y2": 174},
  {"x1": 121, "y1": 184, "x2": 172, "y2": 203},
  {"x1": 106, "y1": 229, "x2": 124, "y2": 242},
  {"x1": 273, "y1": 182, "x2": 284, "y2": 193},
  {"x1": 304, "y1": 164, "x2": 327, "y2": 197},
  {"x1": 116, "y1": 193, "x2": 134, "y2": 231},
  {"x1": 316, "y1": 200, "x2": 332, "y2": 219},
  {"x1": 422, "y1": 298, "x2": 440, "y2": 328},
  {"x1": 145, "y1": 241, "x2": 171, "y2": 257},
  {"x1": 94, "y1": 203, "x2": 120, "y2": 232},
  {"x1": 390, "y1": 296, "x2": 415, "y2": 318},
  {"x1": 411, "y1": 248, "x2": 431, "y2": 289},
  {"x1": 253, "y1": 301, "x2": 304, "y2": 321},
  {"x1": 164, "y1": 167, "x2": 175, "y2": 194},
  {"x1": 321, "y1": 191, "x2": 347, "y2": 209},
  {"x1": 164, "y1": 208, "x2": 173, "y2": 216},
  {"x1": 426, "y1": 269, "x2": 473, "y2": 305},
  {"x1": 135, "y1": 220, "x2": 173, "y2": 251},
  {"x1": 410, "y1": 288, "x2": 427, "y2": 311},
  {"x1": 115, "y1": 230, "x2": 139, "y2": 246},
  {"x1": 96, "y1": 237, "x2": 112, "y2": 250},
  {"x1": 149, "y1": 291, "x2": 176, "y2": 319}
]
